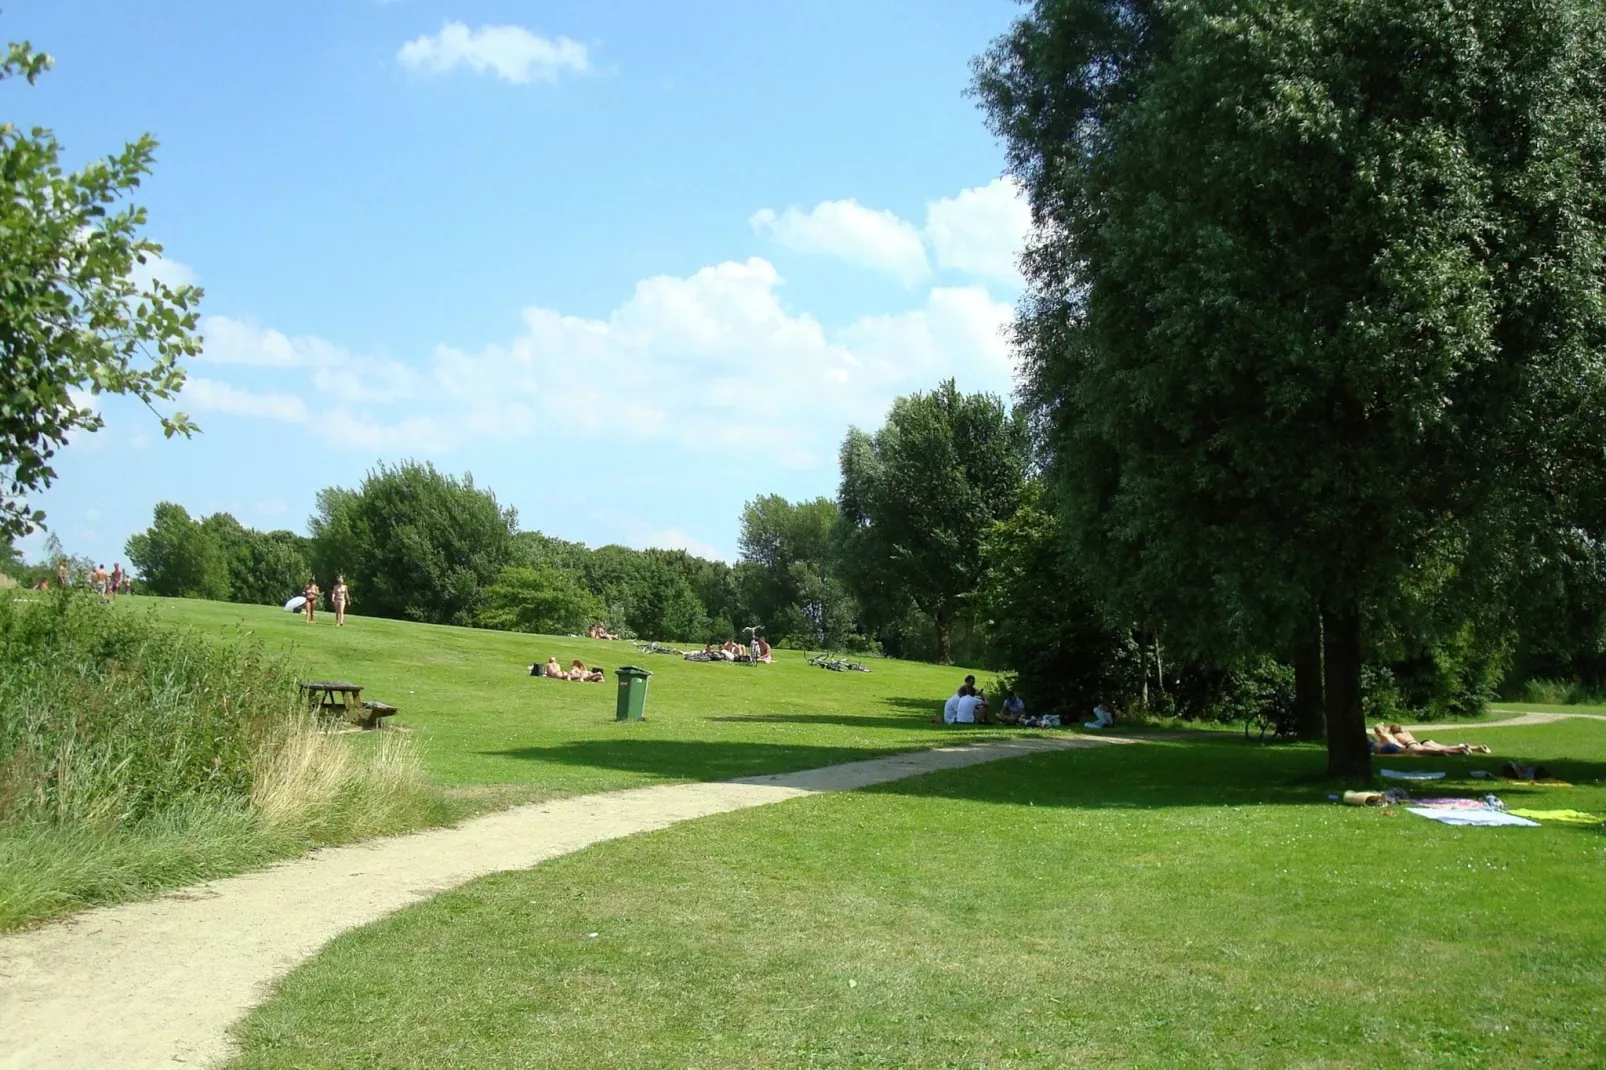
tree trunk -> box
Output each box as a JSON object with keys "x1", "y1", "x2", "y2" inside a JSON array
[
  {"x1": 1292, "y1": 616, "x2": 1324, "y2": 741},
  {"x1": 933, "y1": 611, "x2": 952, "y2": 665},
  {"x1": 1321, "y1": 606, "x2": 1370, "y2": 779}
]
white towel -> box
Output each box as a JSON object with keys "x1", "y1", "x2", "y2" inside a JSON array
[
  {"x1": 1380, "y1": 769, "x2": 1446, "y2": 781},
  {"x1": 1406, "y1": 807, "x2": 1539, "y2": 827}
]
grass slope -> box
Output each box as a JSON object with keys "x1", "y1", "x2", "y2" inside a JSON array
[
  {"x1": 136, "y1": 599, "x2": 1030, "y2": 803},
  {"x1": 231, "y1": 721, "x2": 1606, "y2": 1069}
]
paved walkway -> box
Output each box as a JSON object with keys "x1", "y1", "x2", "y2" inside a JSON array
[{"x1": 0, "y1": 735, "x2": 1126, "y2": 1070}]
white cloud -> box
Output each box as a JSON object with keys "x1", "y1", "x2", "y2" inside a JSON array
[
  {"x1": 750, "y1": 200, "x2": 930, "y2": 286},
  {"x1": 182, "y1": 377, "x2": 309, "y2": 423},
  {"x1": 426, "y1": 257, "x2": 1014, "y2": 466},
  {"x1": 201, "y1": 317, "x2": 422, "y2": 402},
  {"x1": 319, "y1": 410, "x2": 450, "y2": 453},
  {"x1": 397, "y1": 21, "x2": 589, "y2": 84},
  {"x1": 130, "y1": 254, "x2": 198, "y2": 291},
  {"x1": 924, "y1": 177, "x2": 1032, "y2": 281},
  {"x1": 639, "y1": 529, "x2": 727, "y2": 561}
]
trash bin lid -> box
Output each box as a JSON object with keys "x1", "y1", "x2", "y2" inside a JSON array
[{"x1": 616, "y1": 666, "x2": 653, "y2": 678}]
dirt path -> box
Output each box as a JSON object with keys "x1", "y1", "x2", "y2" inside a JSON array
[
  {"x1": 0, "y1": 735, "x2": 1126, "y2": 1070},
  {"x1": 1423, "y1": 711, "x2": 1606, "y2": 731}
]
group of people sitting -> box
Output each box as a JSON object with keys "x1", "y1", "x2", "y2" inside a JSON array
[
  {"x1": 533, "y1": 657, "x2": 606, "y2": 683},
  {"x1": 942, "y1": 676, "x2": 995, "y2": 724},
  {"x1": 1370, "y1": 723, "x2": 1492, "y2": 756},
  {"x1": 587, "y1": 623, "x2": 619, "y2": 640},
  {"x1": 686, "y1": 637, "x2": 773, "y2": 663}
]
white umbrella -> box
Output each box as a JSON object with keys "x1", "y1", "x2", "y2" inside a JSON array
[{"x1": 283, "y1": 595, "x2": 307, "y2": 612}]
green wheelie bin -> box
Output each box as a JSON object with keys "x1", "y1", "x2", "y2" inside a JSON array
[{"x1": 615, "y1": 666, "x2": 652, "y2": 721}]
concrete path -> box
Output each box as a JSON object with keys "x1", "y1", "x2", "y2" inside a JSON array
[
  {"x1": 0, "y1": 735, "x2": 1124, "y2": 1070},
  {"x1": 1423, "y1": 711, "x2": 1606, "y2": 731}
]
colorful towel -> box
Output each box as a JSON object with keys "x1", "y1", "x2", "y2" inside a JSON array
[
  {"x1": 1410, "y1": 797, "x2": 1491, "y2": 810},
  {"x1": 1380, "y1": 769, "x2": 1446, "y2": 781},
  {"x1": 1405, "y1": 807, "x2": 1539, "y2": 828},
  {"x1": 1508, "y1": 809, "x2": 1605, "y2": 826}
]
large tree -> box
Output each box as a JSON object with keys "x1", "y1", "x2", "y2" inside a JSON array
[
  {"x1": 309, "y1": 462, "x2": 516, "y2": 626},
  {"x1": 1, "y1": 42, "x2": 201, "y2": 540},
  {"x1": 975, "y1": 0, "x2": 1606, "y2": 775},
  {"x1": 125, "y1": 503, "x2": 230, "y2": 600},
  {"x1": 836, "y1": 380, "x2": 1028, "y2": 663}
]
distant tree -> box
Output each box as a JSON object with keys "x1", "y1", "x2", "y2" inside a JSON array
[
  {"x1": 836, "y1": 380, "x2": 1027, "y2": 662},
  {"x1": 737, "y1": 495, "x2": 856, "y2": 647},
  {"x1": 308, "y1": 462, "x2": 516, "y2": 626},
  {"x1": 478, "y1": 564, "x2": 604, "y2": 636},
  {"x1": 0, "y1": 42, "x2": 202, "y2": 541},
  {"x1": 976, "y1": 0, "x2": 1606, "y2": 775},
  {"x1": 125, "y1": 502, "x2": 229, "y2": 599},
  {"x1": 977, "y1": 483, "x2": 1125, "y2": 713}
]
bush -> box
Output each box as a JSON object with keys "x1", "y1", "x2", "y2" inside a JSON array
[{"x1": 0, "y1": 591, "x2": 447, "y2": 928}]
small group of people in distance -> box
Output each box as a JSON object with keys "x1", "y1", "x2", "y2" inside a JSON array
[
  {"x1": 534, "y1": 657, "x2": 605, "y2": 683},
  {"x1": 587, "y1": 623, "x2": 619, "y2": 640},
  {"x1": 299, "y1": 576, "x2": 350, "y2": 626},
  {"x1": 941, "y1": 675, "x2": 1104, "y2": 730},
  {"x1": 35, "y1": 561, "x2": 133, "y2": 597},
  {"x1": 689, "y1": 637, "x2": 773, "y2": 663},
  {"x1": 1370, "y1": 723, "x2": 1492, "y2": 756}
]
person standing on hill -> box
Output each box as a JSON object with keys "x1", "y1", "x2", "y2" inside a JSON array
[
  {"x1": 331, "y1": 575, "x2": 350, "y2": 627},
  {"x1": 302, "y1": 577, "x2": 320, "y2": 624},
  {"x1": 55, "y1": 560, "x2": 68, "y2": 589},
  {"x1": 109, "y1": 563, "x2": 124, "y2": 601}
]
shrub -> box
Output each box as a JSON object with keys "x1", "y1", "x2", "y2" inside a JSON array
[{"x1": 0, "y1": 591, "x2": 447, "y2": 928}]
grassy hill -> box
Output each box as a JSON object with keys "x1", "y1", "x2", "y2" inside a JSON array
[{"x1": 136, "y1": 597, "x2": 1022, "y2": 803}]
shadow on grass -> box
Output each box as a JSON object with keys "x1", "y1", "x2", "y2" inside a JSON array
[
  {"x1": 708, "y1": 712, "x2": 949, "y2": 731},
  {"x1": 483, "y1": 732, "x2": 1606, "y2": 813},
  {"x1": 480, "y1": 739, "x2": 899, "y2": 782}
]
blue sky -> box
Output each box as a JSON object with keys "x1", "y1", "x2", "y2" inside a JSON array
[{"x1": 10, "y1": 0, "x2": 1028, "y2": 566}]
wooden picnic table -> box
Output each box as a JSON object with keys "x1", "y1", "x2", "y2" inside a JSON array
[{"x1": 298, "y1": 681, "x2": 398, "y2": 730}]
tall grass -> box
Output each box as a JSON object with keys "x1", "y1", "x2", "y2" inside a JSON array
[
  {"x1": 1517, "y1": 677, "x2": 1606, "y2": 707},
  {"x1": 0, "y1": 592, "x2": 450, "y2": 929}
]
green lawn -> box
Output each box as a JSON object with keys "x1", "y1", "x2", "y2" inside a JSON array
[
  {"x1": 137, "y1": 598, "x2": 1039, "y2": 804},
  {"x1": 229, "y1": 719, "x2": 1606, "y2": 1069}
]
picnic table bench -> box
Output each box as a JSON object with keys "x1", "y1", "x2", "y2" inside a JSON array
[{"x1": 299, "y1": 681, "x2": 398, "y2": 730}]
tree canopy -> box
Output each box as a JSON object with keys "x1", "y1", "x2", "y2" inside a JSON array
[
  {"x1": 309, "y1": 461, "x2": 517, "y2": 626},
  {"x1": 975, "y1": 0, "x2": 1606, "y2": 774},
  {"x1": 0, "y1": 42, "x2": 202, "y2": 541},
  {"x1": 836, "y1": 380, "x2": 1027, "y2": 663}
]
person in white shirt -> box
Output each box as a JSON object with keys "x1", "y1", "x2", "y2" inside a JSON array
[
  {"x1": 955, "y1": 691, "x2": 987, "y2": 724},
  {"x1": 1085, "y1": 702, "x2": 1115, "y2": 729},
  {"x1": 943, "y1": 690, "x2": 964, "y2": 724}
]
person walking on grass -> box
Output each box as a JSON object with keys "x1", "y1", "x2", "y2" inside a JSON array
[
  {"x1": 109, "y1": 563, "x2": 124, "y2": 601},
  {"x1": 302, "y1": 577, "x2": 320, "y2": 624},
  {"x1": 331, "y1": 575, "x2": 350, "y2": 627}
]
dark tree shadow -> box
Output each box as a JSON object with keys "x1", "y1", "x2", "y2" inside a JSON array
[
  {"x1": 480, "y1": 739, "x2": 897, "y2": 783},
  {"x1": 709, "y1": 712, "x2": 950, "y2": 731}
]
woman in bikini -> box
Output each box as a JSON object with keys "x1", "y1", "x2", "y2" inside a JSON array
[
  {"x1": 303, "y1": 577, "x2": 320, "y2": 624},
  {"x1": 1373, "y1": 723, "x2": 1491, "y2": 755}
]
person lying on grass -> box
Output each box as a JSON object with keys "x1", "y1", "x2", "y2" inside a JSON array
[
  {"x1": 567, "y1": 660, "x2": 605, "y2": 683},
  {"x1": 1370, "y1": 723, "x2": 1491, "y2": 755},
  {"x1": 543, "y1": 657, "x2": 569, "y2": 680}
]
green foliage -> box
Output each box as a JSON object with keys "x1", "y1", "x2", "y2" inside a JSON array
[
  {"x1": 124, "y1": 502, "x2": 230, "y2": 599},
  {"x1": 0, "y1": 42, "x2": 202, "y2": 540},
  {"x1": 738, "y1": 494, "x2": 857, "y2": 647},
  {"x1": 975, "y1": 0, "x2": 1606, "y2": 774},
  {"x1": 976, "y1": 484, "x2": 1124, "y2": 713},
  {"x1": 309, "y1": 462, "x2": 516, "y2": 626},
  {"x1": 125, "y1": 505, "x2": 310, "y2": 605},
  {"x1": 478, "y1": 565, "x2": 604, "y2": 636},
  {"x1": 836, "y1": 380, "x2": 1027, "y2": 662},
  {"x1": 0, "y1": 592, "x2": 294, "y2": 825}
]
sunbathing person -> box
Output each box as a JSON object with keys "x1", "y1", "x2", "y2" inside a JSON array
[
  {"x1": 1373, "y1": 723, "x2": 1491, "y2": 755},
  {"x1": 568, "y1": 659, "x2": 605, "y2": 683},
  {"x1": 543, "y1": 657, "x2": 568, "y2": 680},
  {"x1": 751, "y1": 637, "x2": 773, "y2": 663}
]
